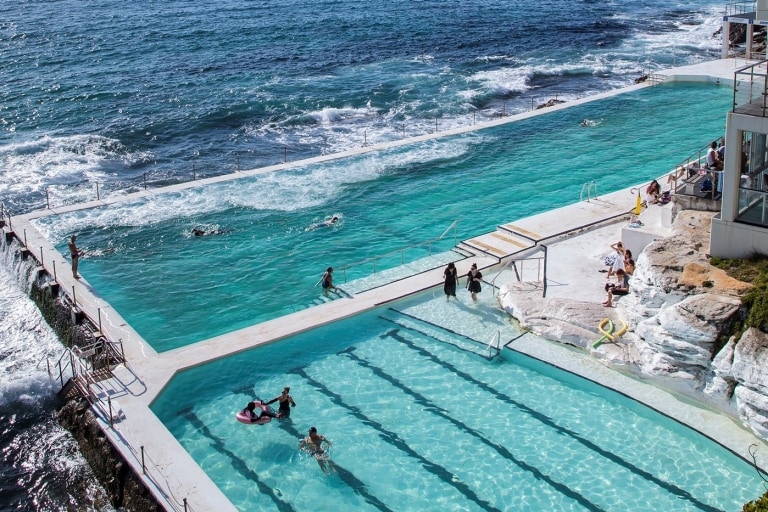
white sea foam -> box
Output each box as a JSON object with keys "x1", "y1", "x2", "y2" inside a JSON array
[
  {"x1": 0, "y1": 254, "x2": 63, "y2": 407},
  {"x1": 0, "y1": 134, "x2": 153, "y2": 209},
  {"x1": 31, "y1": 136, "x2": 478, "y2": 239}
]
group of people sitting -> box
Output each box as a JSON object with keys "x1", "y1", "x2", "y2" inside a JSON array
[{"x1": 602, "y1": 241, "x2": 634, "y2": 307}]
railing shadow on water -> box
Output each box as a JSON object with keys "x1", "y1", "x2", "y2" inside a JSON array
[{"x1": 336, "y1": 219, "x2": 466, "y2": 295}]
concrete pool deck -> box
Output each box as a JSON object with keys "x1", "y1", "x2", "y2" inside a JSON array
[{"x1": 6, "y1": 58, "x2": 768, "y2": 511}]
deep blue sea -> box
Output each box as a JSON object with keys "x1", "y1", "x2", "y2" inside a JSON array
[{"x1": 0, "y1": 0, "x2": 726, "y2": 510}]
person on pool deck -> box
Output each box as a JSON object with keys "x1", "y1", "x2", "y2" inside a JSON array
[
  {"x1": 299, "y1": 427, "x2": 336, "y2": 475},
  {"x1": 242, "y1": 400, "x2": 279, "y2": 423},
  {"x1": 605, "y1": 241, "x2": 625, "y2": 279},
  {"x1": 68, "y1": 235, "x2": 84, "y2": 279},
  {"x1": 466, "y1": 263, "x2": 483, "y2": 301},
  {"x1": 706, "y1": 140, "x2": 723, "y2": 171},
  {"x1": 320, "y1": 267, "x2": 335, "y2": 294},
  {"x1": 603, "y1": 269, "x2": 629, "y2": 307},
  {"x1": 646, "y1": 179, "x2": 661, "y2": 203},
  {"x1": 266, "y1": 387, "x2": 296, "y2": 419},
  {"x1": 443, "y1": 262, "x2": 459, "y2": 301}
]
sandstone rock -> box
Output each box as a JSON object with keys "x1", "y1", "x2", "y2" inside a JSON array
[
  {"x1": 736, "y1": 385, "x2": 768, "y2": 438},
  {"x1": 732, "y1": 328, "x2": 768, "y2": 395}
]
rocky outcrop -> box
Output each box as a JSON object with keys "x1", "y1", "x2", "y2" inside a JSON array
[{"x1": 499, "y1": 210, "x2": 768, "y2": 439}]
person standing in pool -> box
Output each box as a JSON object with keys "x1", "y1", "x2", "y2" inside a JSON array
[
  {"x1": 443, "y1": 262, "x2": 459, "y2": 301},
  {"x1": 68, "y1": 235, "x2": 84, "y2": 279},
  {"x1": 466, "y1": 263, "x2": 482, "y2": 301},
  {"x1": 266, "y1": 386, "x2": 296, "y2": 419},
  {"x1": 320, "y1": 267, "x2": 335, "y2": 294},
  {"x1": 299, "y1": 427, "x2": 336, "y2": 475}
]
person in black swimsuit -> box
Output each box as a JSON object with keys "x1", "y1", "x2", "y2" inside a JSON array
[
  {"x1": 242, "y1": 400, "x2": 279, "y2": 422},
  {"x1": 266, "y1": 387, "x2": 296, "y2": 419},
  {"x1": 466, "y1": 263, "x2": 483, "y2": 301},
  {"x1": 68, "y1": 235, "x2": 84, "y2": 279},
  {"x1": 443, "y1": 262, "x2": 458, "y2": 301}
]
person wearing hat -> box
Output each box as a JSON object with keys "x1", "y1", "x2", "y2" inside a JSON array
[{"x1": 466, "y1": 263, "x2": 483, "y2": 301}]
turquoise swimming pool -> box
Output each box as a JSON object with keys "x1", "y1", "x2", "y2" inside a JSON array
[
  {"x1": 152, "y1": 289, "x2": 763, "y2": 511},
  {"x1": 34, "y1": 82, "x2": 733, "y2": 351}
]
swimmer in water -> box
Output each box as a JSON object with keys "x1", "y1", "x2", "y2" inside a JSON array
[
  {"x1": 191, "y1": 228, "x2": 229, "y2": 237},
  {"x1": 311, "y1": 215, "x2": 339, "y2": 229},
  {"x1": 299, "y1": 427, "x2": 336, "y2": 475}
]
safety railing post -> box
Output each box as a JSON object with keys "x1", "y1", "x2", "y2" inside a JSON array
[
  {"x1": 53, "y1": 260, "x2": 57, "y2": 281},
  {"x1": 140, "y1": 446, "x2": 146, "y2": 474},
  {"x1": 283, "y1": 145, "x2": 287, "y2": 164},
  {"x1": 184, "y1": 498, "x2": 188, "y2": 511},
  {"x1": 46, "y1": 188, "x2": 50, "y2": 209},
  {"x1": 96, "y1": 182, "x2": 100, "y2": 201},
  {"x1": 108, "y1": 396, "x2": 114, "y2": 428},
  {"x1": 23, "y1": 229, "x2": 27, "y2": 247},
  {"x1": 98, "y1": 308, "x2": 102, "y2": 332},
  {"x1": 40, "y1": 246, "x2": 43, "y2": 267}
]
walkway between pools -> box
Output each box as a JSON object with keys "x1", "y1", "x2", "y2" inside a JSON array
[{"x1": 7, "y1": 58, "x2": 767, "y2": 511}]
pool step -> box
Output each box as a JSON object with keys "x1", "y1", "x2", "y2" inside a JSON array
[{"x1": 459, "y1": 227, "x2": 535, "y2": 260}]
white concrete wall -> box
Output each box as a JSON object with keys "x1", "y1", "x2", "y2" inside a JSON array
[
  {"x1": 711, "y1": 215, "x2": 768, "y2": 257},
  {"x1": 758, "y1": 0, "x2": 768, "y2": 21}
]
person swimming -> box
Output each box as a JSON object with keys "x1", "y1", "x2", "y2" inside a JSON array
[
  {"x1": 191, "y1": 227, "x2": 229, "y2": 237},
  {"x1": 309, "y1": 215, "x2": 340, "y2": 230}
]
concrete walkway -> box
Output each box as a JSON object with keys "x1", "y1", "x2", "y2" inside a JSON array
[{"x1": 5, "y1": 58, "x2": 768, "y2": 511}]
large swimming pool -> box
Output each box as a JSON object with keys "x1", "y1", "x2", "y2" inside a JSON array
[
  {"x1": 33, "y1": 82, "x2": 732, "y2": 351},
  {"x1": 152, "y1": 289, "x2": 763, "y2": 511}
]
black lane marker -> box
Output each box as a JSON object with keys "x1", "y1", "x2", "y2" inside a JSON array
[
  {"x1": 231, "y1": 387, "x2": 393, "y2": 512},
  {"x1": 292, "y1": 367, "x2": 502, "y2": 512},
  {"x1": 182, "y1": 410, "x2": 296, "y2": 512},
  {"x1": 380, "y1": 329, "x2": 724, "y2": 512},
  {"x1": 342, "y1": 348, "x2": 604, "y2": 512}
]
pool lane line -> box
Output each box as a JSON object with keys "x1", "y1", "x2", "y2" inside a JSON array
[
  {"x1": 341, "y1": 348, "x2": 605, "y2": 512},
  {"x1": 292, "y1": 367, "x2": 503, "y2": 512},
  {"x1": 181, "y1": 410, "x2": 296, "y2": 512},
  {"x1": 380, "y1": 314, "x2": 486, "y2": 357},
  {"x1": 232, "y1": 388, "x2": 393, "y2": 512},
  {"x1": 380, "y1": 329, "x2": 724, "y2": 512}
]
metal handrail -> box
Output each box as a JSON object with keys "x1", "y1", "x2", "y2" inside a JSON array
[
  {"x1": 485, "y1": 330, "x2": 501, "y2": 359},
  {"x1": 337, "y1": 219, "x2": 460, "y2": 282},
  {"x1": 579, "y1": 180, "x2": 598, "y2": 202}
]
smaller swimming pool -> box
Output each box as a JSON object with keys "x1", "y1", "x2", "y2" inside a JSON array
[{"x1": 153, "y1": 288, "x2": 764, "y2": 512}]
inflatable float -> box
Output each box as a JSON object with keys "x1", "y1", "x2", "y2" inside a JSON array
[
  {"x1": 592, "y1": 318, "x2": 628, "y2": 348},
  {"x1": 235, "y1": 402, "x2": 278, "y2": 425}
]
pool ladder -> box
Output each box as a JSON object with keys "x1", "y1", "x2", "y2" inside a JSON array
[
  {"x1": 485, "y1": 330, "x2": 502, "y2": 359},
  {"x1": 580, "y1": 180, "x2": 598, "y2": 202}
]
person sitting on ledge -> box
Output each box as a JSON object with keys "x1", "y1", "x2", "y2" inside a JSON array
[
  {"x1": 706, "y1": 141, "x2": 723, "y2": 171},
  {"x1": 603, "y1": 269, "x2": 629, "y2": 307},
  {"x1": 645, "y1": 180, "x2": 661, "y2": 204}
]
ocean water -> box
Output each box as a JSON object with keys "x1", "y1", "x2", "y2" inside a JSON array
[{"x1": 0, "y1": 0, "x2": 730, "y2": 510}]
